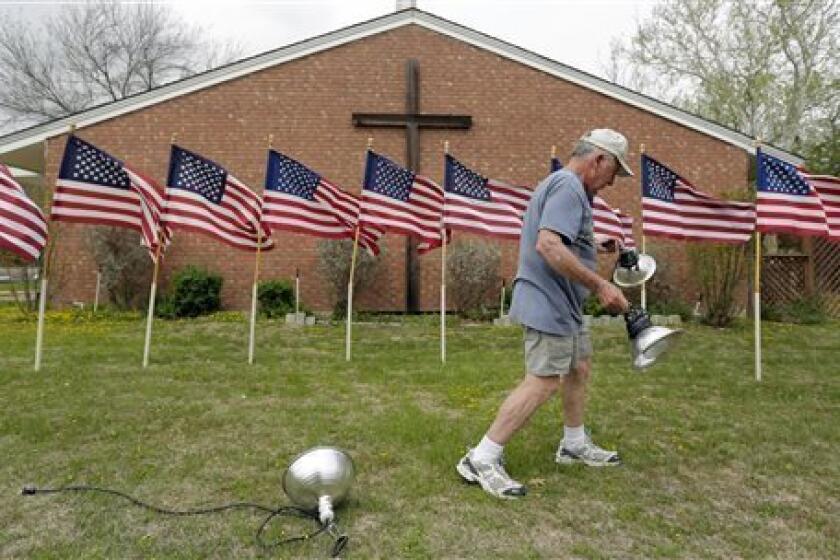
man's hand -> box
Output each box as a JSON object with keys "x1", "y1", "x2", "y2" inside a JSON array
[{"x1": 595, "y1": 280, "x2": 629, "y2": 315}]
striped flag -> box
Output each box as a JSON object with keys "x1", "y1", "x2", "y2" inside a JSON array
[
  {"x1": 359, "y1": 150, "x2": 445, "y2": 254},
  {"x1": 0, "y1": 164, "x2": 48, "y2": 262},
  {"x1": 757, "y1": 150, "x2": 839, "y2": 241},
  {"x1": 261, "y1": 150, "x2": 381, "y2": 255},
  {"x1": 592, "y1": 196, "x2": 636, "y2": 249},
  {"x1": 618, "y1": 210, "x2": 636, "y2": 249},
  {"x1": 52, "y1": 135, "x2": 171, "y2": 258},
  {"x1": 642, "y1": 154, "x2": 755, "y2": 243},
  {"x1": 164, "y1": 146, "x2": 272, "y2": 252},
  {"x1": 443, "y1": 154, "x2": 531, "y2": 239}
]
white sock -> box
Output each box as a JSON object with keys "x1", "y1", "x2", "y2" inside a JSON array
[
  {"x1": 564, "y1": 425, "x2": 586, "y2": 449},
  {"x1": 472, "y1": 434, "x2": 503, "y2": 463}
]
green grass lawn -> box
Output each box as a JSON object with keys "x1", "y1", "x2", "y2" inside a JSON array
[{"x1": 1, "y1": 307, "x2": 838, "y2": 559}]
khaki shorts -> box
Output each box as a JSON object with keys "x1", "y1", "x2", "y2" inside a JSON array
[{"x1": 524, "y1": 326, "x2": 592, "y2": 376}]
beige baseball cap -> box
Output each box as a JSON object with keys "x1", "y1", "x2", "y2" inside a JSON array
[{"x1": 580, "y1": 128, "x2": 634, "y2": 177}]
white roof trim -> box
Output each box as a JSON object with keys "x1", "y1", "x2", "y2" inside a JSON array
[{"x1": 0, "y1": 8, "x2": 800, "y2": 163}]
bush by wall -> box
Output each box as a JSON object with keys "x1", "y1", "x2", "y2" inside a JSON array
[
  {"x1": 87, "y1": 227, "x2": 152, "y2": 309},
  {"x1": 762, "y1": 295, "x2": 828, "y2": 324},
  {"x1": 157, "y1": 266, "x2": 222, "y2": 319},
  {"x1": 317, "y1": 239, "x2": 382, "y2": 318},
  {"x1": 446, "y1": 240, "x2": 501, "y2": 319},
  {"x1": 257, "y1": 279, "x2": 295, "y2": 318},
  {"x1": 687, "y1": 243, "x2": 747, "y2": 327}
]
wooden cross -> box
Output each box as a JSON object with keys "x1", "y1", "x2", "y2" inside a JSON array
[{"x1": 353, "y1": 59, "x2": 472, "y2": 312}]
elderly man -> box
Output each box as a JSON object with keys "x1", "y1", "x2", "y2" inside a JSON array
[{"x1": 457, "y1": 129, "x2": 633, "y2": 499}]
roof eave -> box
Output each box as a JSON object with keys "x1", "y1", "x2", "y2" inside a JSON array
[{"x1": 0, "y1": 8, "x2": 802, "y2": 165}]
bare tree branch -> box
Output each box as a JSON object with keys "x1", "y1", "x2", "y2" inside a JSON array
[{"x1": 0, "y1": 0, "x2": 242, "y2": 133}]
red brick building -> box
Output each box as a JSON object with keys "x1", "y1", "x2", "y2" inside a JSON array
[{"x1": 0, "y1": 8, "x2": 800, "y2": 312}]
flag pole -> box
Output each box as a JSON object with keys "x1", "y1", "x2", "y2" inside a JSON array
[
  {"x1": 142, "y1": 240, "x2": 163, "y2": 368},
  {"x1": 440, "y1": 141, "x2": 450, "y2": 363},
  {"x1": 93, "y1": 270, "x2": 101, "y2": 314},
  {"x1": 248, "y1": 134, "x2": 273, "y2": 365},
  {"x1": 346, "y1": 138, "x2": 371, "y2": 361},
  {"x1": 754, "y1": 230, "x2": 762, "y2": 382},
  {"x1": 248, "y1": 228, "x2": 263, "y2": 365},
  {"x1": 34, "y1": 241, "x2": 51, "y2": 371},
  {"x1": 346, "y1": 225, "x2": 361, "y2": 362},
  {"x1": 639, "y1": 143, "x2": 647, "y2": 310},
  {"x1": 754, "y1": 139, "x2": 763, "y2": 382},
  {"x1": 499, "y1": 279, "x2": 506, "y2": 319},
  {"x1": 34, "y1": 124, "x2": 71, "y2": 370},
  {"x1": 295, "y1": 267, "x2": 300, "y2": 315},
  {"x1": 141, "y1": 131, "x2": 176, "y2": 368}
]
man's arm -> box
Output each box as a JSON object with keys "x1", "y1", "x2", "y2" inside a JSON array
[{"x1": 535, "y1": 229, "x2": 629, "y2": 314}]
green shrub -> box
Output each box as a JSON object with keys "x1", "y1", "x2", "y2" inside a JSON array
[
  {"x1": 646, "y1": 299, "x2": 694, "y2": 322},
  {"x1": 87, "y1": 226, "x2": 152, "y2": 310},
  {"x1": 446, "y1": 241, "x2": 501, "y2": 319},
  {"x1": 257, "y1": 279, "x2": 294, "y2": 318},
  {"x1": 502, "y1": 280, "x2": 513, "y2": 311},
  {"x1": 157, "y1": 266, "x2": 222, "y2": 318},
  {"x1": 317, "y1": 239, "x2": 383, "y2": 319},
  {"x1": 762, "y1": 295, "x2": 828, "y2": 324},
  {"x1": 687, "y1": 241, "x2": 747, "y2": 327},
  {"x1": 643, "y1": 246, "x2": 694, "y2": 320}
]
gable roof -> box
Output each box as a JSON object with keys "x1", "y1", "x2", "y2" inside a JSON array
[{"x1": 0, "y1": 7, "x2": 800, "y2": 170}]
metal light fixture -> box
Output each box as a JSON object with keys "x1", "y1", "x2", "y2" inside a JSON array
[
  {"x1": 624, "y1": 305, "x2": 683, "y2": 369},
  {"x1": 609, "y1": 249, "x2": 683, "y2": 369},
  {"x1": 612, "y1": 248, "x2": 657, "y2": 288},
  {"x1": 282, "y1": 446, "x2": 354, "y2": 554}
]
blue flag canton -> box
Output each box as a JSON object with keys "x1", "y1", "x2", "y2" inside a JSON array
[
  {"x1": 445, "y1": 156, "x2": 490, "y2": 201},
  {"x1": 364, "y1": 152, "x2": 414, "y2": 202},
  {"x1": 59, "y1": 136, "x2": 129, "y2": 189},
  {"x1": 266, "y1": 151, "x2": 320, "y2": 200},
  {"x1": 551, "y1": 157, "x2": 563, "y2": 173},
  {"x1": 643, "y1": 157, "x2": 677, "y2": 202},
  {"x1": 169, "y1": 147, "x2": 226, "y2": 204},
  {"x1": 758, "y1": 152, "x2": 810, "y2": 195}
]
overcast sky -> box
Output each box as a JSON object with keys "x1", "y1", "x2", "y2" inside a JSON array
[{"x1": 0, "y1": 0, "x2": 657, "y2": 78}]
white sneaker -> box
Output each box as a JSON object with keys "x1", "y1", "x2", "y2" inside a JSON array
[
  {"x1": 555, "y1": 436, "x2": 621, "y2": 467},
  {"x1": 456, "y1": 449, "x2": 528, "y2": 499}
]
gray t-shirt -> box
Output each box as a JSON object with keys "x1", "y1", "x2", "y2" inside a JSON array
[{"x1": 508, "y1": 169, "x2": 596, "y2": 335}]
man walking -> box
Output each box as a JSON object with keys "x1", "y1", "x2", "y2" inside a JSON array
[{"x1": 457, "y1": 129, "x2": 633, "y2": 499}]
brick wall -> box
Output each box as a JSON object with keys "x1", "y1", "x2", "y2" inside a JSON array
[{"x1": 43, "y1": 24, "x2": 750, "y2": 311}]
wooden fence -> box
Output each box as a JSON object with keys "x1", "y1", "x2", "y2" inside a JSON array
[{"x1": 761, "y1": 238, "x2": 840, "y2": 317}]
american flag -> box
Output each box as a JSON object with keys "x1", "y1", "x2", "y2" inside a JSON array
[
  {"x1": 443, "y1": 154, "x2": 531, "y2": 239},
  {"x1": 0, "y1": 163, "x2": 48, "y2": 262},
  {"x1": 52, "y1": 135, "x2": 171, "y2": 259},
  {"x1": 164, "y1": 146, "x2": 272, "y2": 252},
  {"x1": 261, "y1": 150, "x2": 381, "y2": 255},
  {"x1": 757, "y1": 150, "x2": 839, "y2": 241},
  {"x1": 592, "y1": 196, "x2": 636, "y2": 249},
  {"x1": 359, "y1": 150, "x2": 445, "y2": 254},
  {"x1": 642, "y1": 155, "x2": 756, "y2": 243}
]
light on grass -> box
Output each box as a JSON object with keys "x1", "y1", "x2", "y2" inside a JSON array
[{"x1": 283, "y1": 446, "x2": 354, "y2": 555}]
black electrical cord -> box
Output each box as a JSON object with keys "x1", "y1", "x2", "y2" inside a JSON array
[{"x1": 21, "y1": 484, "x2": 341, "y2": 556}]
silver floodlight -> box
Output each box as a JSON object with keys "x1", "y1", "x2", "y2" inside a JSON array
[
  {"x1": 613, "y1": 248, "x2": 656, "y2": 288},
  {"x1": 282, "y1": 446, "x2": 355, "y2": 555},
  {"x1": 624, "y1": 306, "x2": 683, "y2": 369}
]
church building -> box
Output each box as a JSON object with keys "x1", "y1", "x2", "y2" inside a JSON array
[{"x1": 0, "y1": 7, "x2": 799, "y2": 312}]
